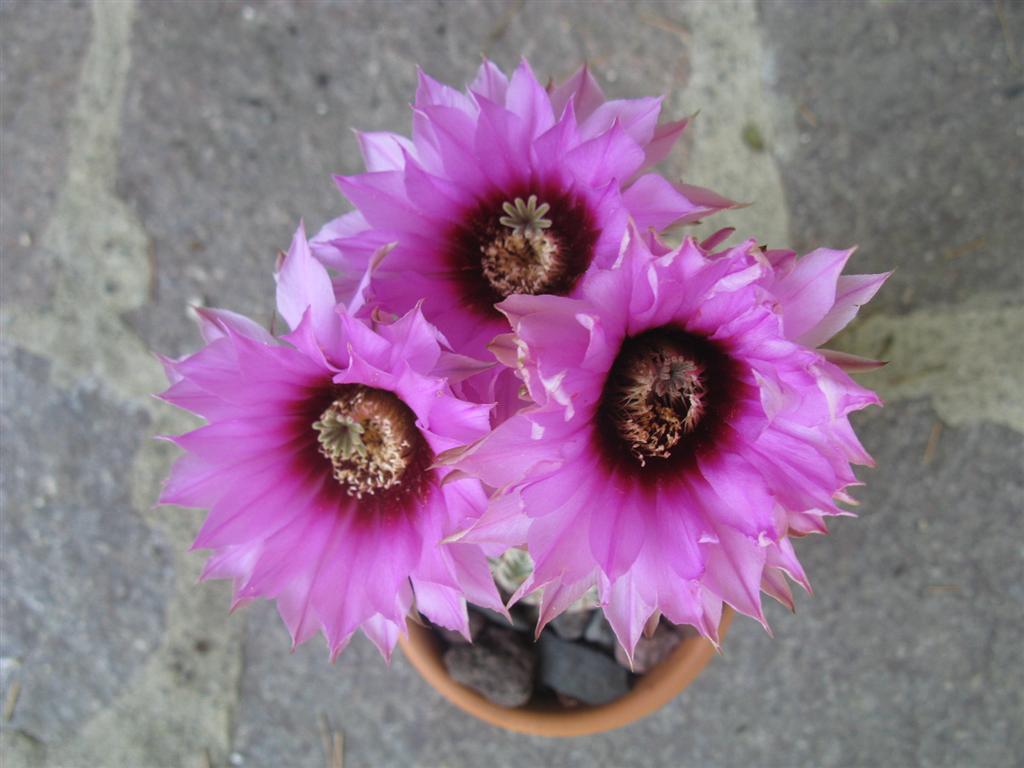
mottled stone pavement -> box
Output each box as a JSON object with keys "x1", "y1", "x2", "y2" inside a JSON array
[{"x1": 1, "y1": 1, "x2": 1021, "y2": 766}]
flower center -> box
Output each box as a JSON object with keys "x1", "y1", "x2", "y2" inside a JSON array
[
  {"x1": 313, "y1": 385, "x2": 419, "y2": 498},
  {"x1": 480, "y1": 195, "x2": 562, "y2": 298},
  {"x1": 596, "y1": 326, "x2": 739, "y2": 479},
  {"x1": 613, "y1": 351, "x2": 705, "y2": 465},
  {"x1": 450, "y1": 184, "x2": 599, "y2": 318},
  {"x1": 604, "y1": 333, "x2": 709, "y2": 466}
]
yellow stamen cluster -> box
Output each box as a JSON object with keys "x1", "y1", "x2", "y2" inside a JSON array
[
  {"x1": 481, "y1": 231, "x2": 559, "y2": 297},
  {"x1": 313, "y1": 387, "x2": 412, "y2": 498}
]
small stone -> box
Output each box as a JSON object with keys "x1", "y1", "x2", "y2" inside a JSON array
[
  {"x1": 443, "y1": 625, "x2": 536, "y2": 707},
  {"x1": 742, "y1": 121, "x2": 766, "y2": 152},
  {"x1": 472, "y1": 605, "x2": 527, "y2": 633},
  {"x1": 468, "y1": 607, "x2": 487, "y2": 636},
  {"x1": 550, "y1": 609, "x2": 592, "y2": 641},
  {"x1": 555, "y1": 692, "x2": 582, "y2": 709},
  {"x1": 436, "y1": 608, "x2": 487, "y2": 644},
  {"x1": 614, "y1": 622, "x2": 685, "y2": 674},
  {"x1": 538, "y1": 632, "x2": 630, "y2": 706},
  {"x1": 476, "y1": 602, "x2": 536, "y2": 634},
  {"x1": 435, "y1": 628, "x2": 466, "y2": 645},
  {"x1": 583, "y1": 610, "x2": 617, "y2": 649},
  {"x1": 509, "y1": 602, "x2": 538, "y2": 633}
]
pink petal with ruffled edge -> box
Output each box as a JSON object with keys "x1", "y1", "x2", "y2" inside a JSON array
[
  {"x1": 798, "y1": 271, "x2": 892, "y2": 348},
  {"x1": 770, "y1": 247, "x2": 855, "y2": 341},
  {"x1": 275, "y1": 223, "x2": 343, "y2": 359}
]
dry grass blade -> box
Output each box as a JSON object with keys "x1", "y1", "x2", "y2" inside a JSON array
[
  {"x1": 943, "y1": 236, "x2": 986, "y2": 261},
  {"x1": 3, "y1": 679, "x2": 21, "y2": 721},
  {"x1": 332, "y1": 730, "x2": 345, "y2": 768},
  {"x1": 638, "y1": 10, "x2": 691, "y2": 42},
  {"x1": 922, "y1": 422, "x2": 943, "y2": 465},
  {"x1": 319, "y1": 713, "x2": 332, "y2": 768},
  {"x1": 996, "y1": 0, "x2": 1020, "y2": 68}
]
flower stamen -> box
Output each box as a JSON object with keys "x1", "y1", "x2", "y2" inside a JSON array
[
  {"x1": 313, "y1": 386, "x2": 414, "y2": 498},
  {"x1": 611, "y1": 347, "x2": 706, "y2": 466},
  {"x1": 477, "y1": 194, "x2": 564, "y2": 298},
  {"x1": 480, "y1": 231, "x2": 559, "y2": 297}
]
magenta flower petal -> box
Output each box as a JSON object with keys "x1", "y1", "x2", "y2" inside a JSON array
[
  {"x1": 158, "y1": 227, "x2": 502, "y2": 661},
  {"x1": 275, "y1": 222, "x2": 342, "y2": 357},
  {"x1": 768, "y1": 247, "x2": 855, "y2": 340},
  {"x1": 194, "y1": 306, "x2": 275, "y2": 345},
  {"x1": 355, "y1": 130, "x2": 416, "y2": 172},
  {"x1": 452, "y1": 227, "x2": 884, "y2": 656},
  {"x1": 536, "y1": 577, "x2": 597, "y2": 638},
  {"x1": 580, "y1": 96, "x2": 663, "y2": 144},
  {"x1": 453, "y1": 492, "x2": 531, "y2": 549},
  {"x1": 548, "y1": 63, "x2": 606, "y2": 121},
  {"x1": 469, "y1": 58, "x2": 509, "y2": 102},
  {"x1": 601, "y1": 570, "x2": 657, "y2": 662},
  {"x1": 588, "y1": 476, "x2": 646, "y2": 581},
  {"x1": 363, "y1": 612, "x2": 404, "y2": 662},
  {"x1": 411, "y1": 578, "x2": 470, "y2": 637},
  {"x1": 641, "y1": 117, "x2": 690, "y2": 169},
  {"x1": 505, "y1": 59, "x2": 556, "y2": 139},
  {"x1": 622, "y1": 174, "x2": 723, "y2": 230},
  {"x1": 564, "y1": 120, "x2": 645, "y2": 188},
  {"x1": 798, "y1": 271, "x2": 893, "y2": 348},
  {"x1": 702, "y1": 524, "x2": 769, "y2": 629}
]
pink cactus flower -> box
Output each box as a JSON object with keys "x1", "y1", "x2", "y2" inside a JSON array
[
  {"x1": 312, "y1": 59, "x2": 734, "y2": 420},
  {"x1": 157, "y1": 225, "x2": 506, "y2": 661},
  {"x1": 446, "y1": 226, "x2": 889, "y2": 660}
]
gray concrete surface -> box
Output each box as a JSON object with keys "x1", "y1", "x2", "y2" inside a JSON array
[{"x1": 1, "y1": 1, "x2": 1021, "y2": 766}]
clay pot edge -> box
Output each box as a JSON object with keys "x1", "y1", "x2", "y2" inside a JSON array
[{"x1": 398, "y1": 606, "x2": 735, "y2": 738}]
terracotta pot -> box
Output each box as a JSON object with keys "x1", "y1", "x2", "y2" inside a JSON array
[{"x1": 398, "y1": 607, "x2": 734, "y2": 737}]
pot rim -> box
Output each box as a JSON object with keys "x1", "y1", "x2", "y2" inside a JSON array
[{"x1": 398, "y1": 606, "x2": 734, "y2": 738}]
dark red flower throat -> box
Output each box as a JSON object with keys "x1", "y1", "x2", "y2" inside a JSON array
[
  {"x1": 303, "y1": 384, "x2": 433, "y2": 511},
  {"x1": 595, "y1": 325, "x2": 743, "y2": 481},
  {"x1": 448, "y1": 180, "x2": 599, "y2": 315}
]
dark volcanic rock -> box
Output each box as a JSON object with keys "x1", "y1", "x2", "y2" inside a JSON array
[
  {"x1": 509, "y1": 602, "x2": 539, "y2": 633},
  {"x1": 443, "y1": 625, "x2": 537, "y2": 708},
  {"x1": 550, "y1": 609, "x2": 592, "y2": 641},
  {"x1": 436, "y1": 608, "x2": 487, "y2": 645},
  {"x1": 538, "y1": 632, "x2": 630, "y2": 706},
  {"x1": 583, "y1": 610, "x2": 617, "y2": 650},
  {"x1": 474, "y1": 602, "x2": 536, "y2": 634},
  {"x1": 615, "y1": 623, "x2": 685, "y2": 674}
]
